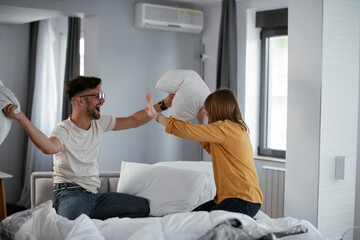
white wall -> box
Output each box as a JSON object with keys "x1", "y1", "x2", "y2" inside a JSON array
[
  {"x1": 357, "y1": 23, "x2": 360, "y2": 239},
  {"x1": 319, "y1": 0, "x2": 359, "y2": 237},
  {"x1": 200, "y1": 2, "x2": 221, "y2": 162},
  {"x1": 201, "y1": 3, "x2": 220, "y2": 94},
  {"x1": 0, "y1": 23, "x2": 30, "y2": 202},
  {"x1": 0, "y1": 0, "x2": 204, "y2": 204},
  {"x1": 356, "y1": 56, "x2": 360, "y2": 239},
  {"x1": 285, "y1": 0, "x2": 323, "y2": 226},
  {"x1": 286, "y1": 1, "x2": 360, "y2": 239}
]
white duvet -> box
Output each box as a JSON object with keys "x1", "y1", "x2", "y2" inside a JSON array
[{"x1": 2, "y1": 201, "x2": 328, "y2": 240}]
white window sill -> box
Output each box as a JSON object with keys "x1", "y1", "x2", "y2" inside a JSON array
[{"x1": 254, "y1": 155, "x2": 286, "y2": 164}]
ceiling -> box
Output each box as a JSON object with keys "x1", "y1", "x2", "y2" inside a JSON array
[
  {"x1": 0, "y1": 6, "x2": 66, "y2": 25},
  {"x1": 0, "y1": 1, "x2": 227, "y2": 25}
]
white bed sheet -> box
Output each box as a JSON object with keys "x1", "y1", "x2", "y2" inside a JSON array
[{"x1": 0, "y1": 200, "x2": 329, "y2": 240}]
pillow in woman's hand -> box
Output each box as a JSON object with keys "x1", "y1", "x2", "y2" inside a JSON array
[{"x1": 155, "y1": 70, "x2": 211, "y2": 120}]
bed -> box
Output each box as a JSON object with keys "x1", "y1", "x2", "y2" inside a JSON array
[{"x1": 0, "y1": 161, "x2": 328, "y2": 240}]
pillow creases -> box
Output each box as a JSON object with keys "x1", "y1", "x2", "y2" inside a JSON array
[
  {"x1": 155, "y1": 70, "x2": 211, "y2": 120},
  {"x1": 155, "y1": 161, "x2": 216, "y2": 205},
  {"x1": 117, "y1": 161, "x2": 211, "y2": 217},
  {"x1": 0, "y1": 79, "x2": 21, "y2": 145}
]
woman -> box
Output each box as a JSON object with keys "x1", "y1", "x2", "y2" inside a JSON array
[{"x1": 145, "y1": 89, "x2": 262, "y2": 217}]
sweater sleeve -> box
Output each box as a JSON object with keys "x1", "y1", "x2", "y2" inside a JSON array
[
  {"x1": 165, "y1": 116, "x2": 226, "y2": 143},
  {"x1": 200, "y1": 142, "x2": 211, "y2": 154}
]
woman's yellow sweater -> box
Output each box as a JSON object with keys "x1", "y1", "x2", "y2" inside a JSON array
[{"x1": 165, "y1": 116, "x2": 263, "y2": 205}]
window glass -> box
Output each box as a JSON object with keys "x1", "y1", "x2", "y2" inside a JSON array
[
  {"x1": 79, "y1": 37, "x2": 85, "y2": 75},
  {"x1": 267, "y1": 36, "x2": 288, "y2": 151},
  {"x1": 256, "y1": 8, "x2": 288, "y2": 159}
]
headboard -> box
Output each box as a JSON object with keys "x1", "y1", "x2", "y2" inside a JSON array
[{"x1": 30, "y1": 171, "x2": 120, "y2": 208}]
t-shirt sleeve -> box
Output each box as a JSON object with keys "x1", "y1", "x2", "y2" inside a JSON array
[
  {"x1": 50, "y1": 123, "x2": 68, "y2": 151},
  {"x1": 98, "y1": 115, "x2": 116, "y2": 132}
]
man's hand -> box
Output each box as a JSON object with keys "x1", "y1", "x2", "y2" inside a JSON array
[
  {"x1": 3, "y1": 104, "x2": 61, "y2": 154},
  {"x1": 145, "y1": 92, "x2": 158, "y2": 119},
  {"x1": 163, "y1": 94, "x2": 175, "y2": 109},
  {"x1": 2, "y1": 104, "x2": 24, "y2": 121}
]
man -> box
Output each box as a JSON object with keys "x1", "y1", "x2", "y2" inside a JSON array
[{"x1": 3, "y1": 76, "x2": 173, "y2": 220}]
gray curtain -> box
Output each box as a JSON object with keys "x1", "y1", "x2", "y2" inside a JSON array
[
  {"x1": 17, "y1": 21, "x2": 39, "y2": 208},
  {"x1": 216, "y1": 0, "x2": 237, "y2": 94},
  {"x1": 62, "y1": 17, "x2": 80, "y2": 120}
]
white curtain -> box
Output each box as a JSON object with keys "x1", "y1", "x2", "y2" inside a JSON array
[{"x1": 17, "y1": 18, "x2": 67, "y2": 208}]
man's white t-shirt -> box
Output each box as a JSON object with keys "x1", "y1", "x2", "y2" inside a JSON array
[{"x1": 50, "y1": 115, "x2": 116, "y2": 193}]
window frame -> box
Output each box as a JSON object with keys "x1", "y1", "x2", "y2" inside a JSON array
[{"x1": 258, "y1": 27, "x2": 288, "y2": 159}]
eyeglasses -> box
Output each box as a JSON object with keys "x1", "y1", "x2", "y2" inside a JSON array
[{"x1": 79, "y1": 92, "x2": 105, "y2": 100}]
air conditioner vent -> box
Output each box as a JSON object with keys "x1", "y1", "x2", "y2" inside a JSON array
[{"x1": 135, "y1": 3, "x2": 204, "y2": 34}]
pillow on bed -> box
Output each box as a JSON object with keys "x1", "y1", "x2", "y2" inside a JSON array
[
  {"x1": 155, "y1": 70, "x2": 211, "y2": 120},
  {"x1": 117, "y1": 161, "x2": 210, "y2": 216},
  {"x1": 155, "y1": 161, "x2": 216, "y2": 205}
]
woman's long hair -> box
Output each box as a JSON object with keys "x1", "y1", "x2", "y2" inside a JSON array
[{"x1": 204, "y1": 89, "x2": 249, "y2": 133}]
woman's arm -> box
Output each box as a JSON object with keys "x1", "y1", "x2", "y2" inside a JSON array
[{"x1": 145, "y1": 92, "x2": 225, "y2": 144}]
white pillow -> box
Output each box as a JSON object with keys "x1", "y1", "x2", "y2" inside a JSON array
[
  {"x1": 0, "y1": 79, "x2": 21, "y2": 145},
  {"x1": 155, "y1": 161, "x2": 216, "y2": 205},
  {"x1": 155, "y1": 70, "x2": 211, "y2": 120},
  {"x1": 117, "y1": 161, "x2": 210, "y2": 216}
]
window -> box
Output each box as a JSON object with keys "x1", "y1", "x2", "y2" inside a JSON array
[
  {"x1": 256, "y1": 9, "x2": 288, "y2": 158},
  {"x1": 80, "y1": 37, "x2": 85, "y2": 75},
  {"x1": 79, "y1": 20, "x2": 85, "y2": 75}
]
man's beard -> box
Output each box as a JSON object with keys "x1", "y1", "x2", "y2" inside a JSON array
[{"x1": 85, "y1": 100, "x2": 100, "y2": 119}]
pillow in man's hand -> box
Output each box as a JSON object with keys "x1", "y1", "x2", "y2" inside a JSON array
[{"x1": 155, "y1": 70, "x2": 211, "y2": 120}]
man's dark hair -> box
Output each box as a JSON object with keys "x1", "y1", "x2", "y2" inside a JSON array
[{"x1": 65, "y1": 76, "x2": 102, "y2": 101}]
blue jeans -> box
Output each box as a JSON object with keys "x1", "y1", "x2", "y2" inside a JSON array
[
  {"x1": 53, "y1": 183, "x2": 150, "y2": 220},
  {"x1": 192, "y1": 198, "x2": 260, "y2": 218}
]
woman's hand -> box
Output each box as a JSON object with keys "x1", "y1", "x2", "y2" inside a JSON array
[
  {"x1": 197, "y1": 106, "x2": 206, "y2": 124},
  {"x1": 145, "y1": 92, "x2": 158, "y2": 119}
]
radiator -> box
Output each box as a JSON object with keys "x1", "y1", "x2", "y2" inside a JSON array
[{"x1": 259, "y1": 166, "x2": 286, "y2": 218}]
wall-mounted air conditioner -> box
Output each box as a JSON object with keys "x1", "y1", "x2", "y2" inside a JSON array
[{"x1": 134, "y1": 2, "x2": 204, "y2": 34}]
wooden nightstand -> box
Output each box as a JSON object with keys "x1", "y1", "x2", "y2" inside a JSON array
[{"x1": 0, "y1": 171, "x2": 12, "y2": 221}]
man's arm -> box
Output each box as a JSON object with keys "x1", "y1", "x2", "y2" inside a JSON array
[
  {"x1": 2, "y1": 104, "x2": 62, "y2": 154},
  {"x1": 112, "y1": 94, "x2": 174, "y2": 131}
]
